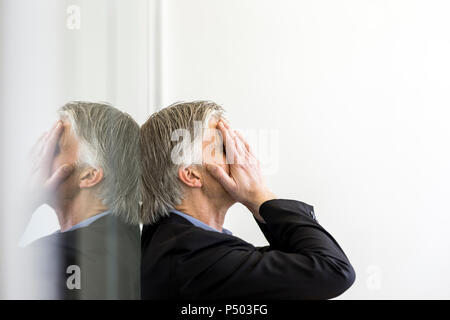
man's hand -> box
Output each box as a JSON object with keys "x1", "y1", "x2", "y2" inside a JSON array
[
  {"x1": 27, "y1": 121, "x2": 74, "y2": 212},
  {"x1": 205, "y1": 120, "x2": 276, "y2": 222}
]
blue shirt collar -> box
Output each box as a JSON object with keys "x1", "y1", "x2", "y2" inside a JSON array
[
  {"x1": 60, "y1": 210, "x2": 111, "y2": 233},
  {"x1": 170, "y1": 209, "x2": 232, "y2": 235}
]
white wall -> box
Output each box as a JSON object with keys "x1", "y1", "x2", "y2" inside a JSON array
[
  {"x1": 160, "y1": 0, "x2": 450, "y2": 299},
  {"x1": 2, "y1": 0, "x2": 450, "y2": 299}
]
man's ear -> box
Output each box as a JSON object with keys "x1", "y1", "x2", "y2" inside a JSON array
[
  {"x1": 178, "y1": 165, "x2": 202, "y2": 188},
  {"x1": 79, "y1": 167, "x2": 104, "y2": 189}
]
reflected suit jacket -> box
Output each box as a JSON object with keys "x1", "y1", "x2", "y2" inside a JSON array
[
  {"x1": 141, "y1": 199, "x2": 355, "y2": 300},
  {"x1": 23, "y1": 214, "x2": 140, "y2": 299}
]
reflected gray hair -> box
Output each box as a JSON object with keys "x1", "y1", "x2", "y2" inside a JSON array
[
  {"x1": 140, "y1": 101, "x2": 224, "y2": 224},
  {"x1": 58, "y1": 101, "x2": 141, "y2": 225}
]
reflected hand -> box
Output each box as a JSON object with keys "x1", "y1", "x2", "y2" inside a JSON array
[{"x1": 27, "y1": 121, "x2": 74, "y2": 211}]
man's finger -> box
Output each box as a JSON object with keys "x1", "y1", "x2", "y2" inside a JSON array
[
  {"x1": 37, "y1": 131, "x2": 47, "y2": 144},
  {"x1": 42, "y1": 121, "x2": 63, "y2": 164},
  {"x1": 29, "y1": 132, "x2": 48, "y2": 158},
  {"x1": 217, "y1": 120, "x2": 233, "y2": 147},
  {"x1": 205, "y1": 163, "x2": 236, "y2": 193},
  {"x1": 217, "y1": 121, "x2": 239, "y2": 164},
  {"x1": 234, "y1": 130, "x2": 251, "y2": 154},
  {"x1": 226, "y1": 129, "x2": 248, "y2": 165},
  {"x1": 220, "y1": 121, "x2": 246, "y2": 156},
  {"x1": 44, "y1": 121, "x2": 61, "y2": 141},
  {"x1": 44, "y1": 164, "x2": 74, "y2": 190},
  {"x1": 233, "y1": 130, "x2": 247, "y2": 154},
  {"x1": 221, "y1": 119, "x2": 231, "y2": 130},
  {"x1": 234, "y1": 130, "x2": 256, "y2": 164}
]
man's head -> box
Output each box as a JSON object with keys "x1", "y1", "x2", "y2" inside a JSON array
[
  {"x1": 140, "y1": 101, "x2": 234, "y2": 224},
  {"x1": 52, "y1": 102, "x2": 141, "y2": 225}
]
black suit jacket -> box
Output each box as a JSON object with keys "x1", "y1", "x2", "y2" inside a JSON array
[
  {"x1": 141, "y1": 199, "x2": 355, "y2": 300},
  {"x1": 23, "y1": 213, "x2": 140, "y2": 299}
]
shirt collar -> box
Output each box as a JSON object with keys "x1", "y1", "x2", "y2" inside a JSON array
[
  {"x1": 170, "y1": 209, "x2": 232, "y2": 235},
  {"x1": 60, "y1": 210, "x2": 111, "y2": 233}
]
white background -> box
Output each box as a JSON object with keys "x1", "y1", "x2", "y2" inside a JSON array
[{"x1": 1, "y1": 0, "x2": 450, "y2": 299}]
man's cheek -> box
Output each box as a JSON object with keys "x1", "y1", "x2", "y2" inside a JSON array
[{"x1": 58, "y1": 173, "x2": 78, "y2": 199}]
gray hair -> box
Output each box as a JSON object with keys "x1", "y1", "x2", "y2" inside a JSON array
[
  {"x1": 58, "y1": 101, "x2": 141, "y2": 225},
  {"x1": 140, "y1": 100, "x2": 224, "y2": 224}
]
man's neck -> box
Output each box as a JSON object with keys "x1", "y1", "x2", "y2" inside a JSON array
[
  {"x1": 176, "y1": 196, "x2": 231, "y2": 233},
  {"x1": 54, "y1": 195, "x2": 108, "y2": 232}
]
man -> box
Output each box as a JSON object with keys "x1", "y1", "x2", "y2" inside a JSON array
[
  {"x1": 22, "y1": 102, "x2": 141, "y2": 299},
  {"x1": 140, "y1": 101, "x2": 355, "y2": 299}
]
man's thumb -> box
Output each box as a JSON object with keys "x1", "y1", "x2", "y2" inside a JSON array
[
  {"x1": 45, "y1": 164, "x2": 74, "y2": 189},
  {"x1": 205, "y1": 163, "x2": 221, "y2": 179}
]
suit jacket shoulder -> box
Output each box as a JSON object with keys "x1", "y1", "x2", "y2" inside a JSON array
[{"x1": 24, "y1": 213, "x2": 141, "y2": 299}]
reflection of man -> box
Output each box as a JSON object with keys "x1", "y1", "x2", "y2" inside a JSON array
[
  {"x1": 140, "y1": 101, "x2": 355, "y2": 300},
  {"x1": 23, "y1": 102, "x2": 141, "y2": 299}
]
